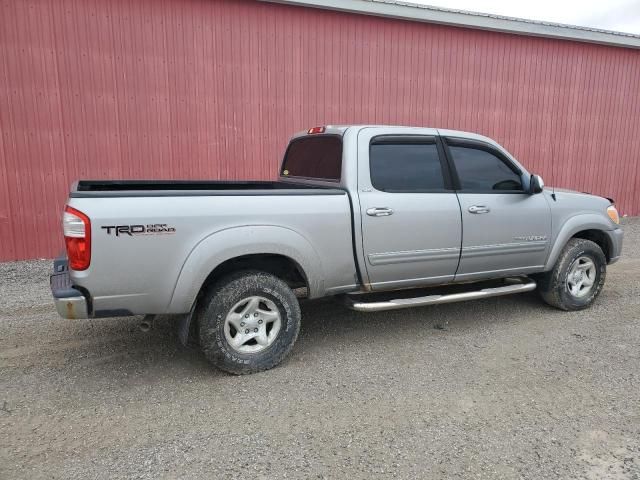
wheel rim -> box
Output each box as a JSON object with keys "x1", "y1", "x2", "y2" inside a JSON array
[
  {"x1": 224, "y1": 296, "x2": 282, "y2": 354},
  {"x1": 566, "y1": 256, "x2": 597, "y2": 298}
]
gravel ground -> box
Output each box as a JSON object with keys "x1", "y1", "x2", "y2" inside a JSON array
[{"x1": 1, "y1": 218, "x2": 639, "y2": 479}]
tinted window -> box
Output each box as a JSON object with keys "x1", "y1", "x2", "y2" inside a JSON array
[
  {"x1": 281, "y1": 136, "x2": 342, "y2": 181},
  {"x1": 370, "y1": 142, "x2": 445, "y2": 192},
  {"x1": 449, "y1": 146, "x2": 523, "y2": 192}
]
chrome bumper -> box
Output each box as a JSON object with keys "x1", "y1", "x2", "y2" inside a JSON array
[{"x1": 50, "y1": 259, "x2": 90, "y2": 319}]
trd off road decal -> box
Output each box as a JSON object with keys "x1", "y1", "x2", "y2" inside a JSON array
[{"x1": 101, "y1": 224, "x2": 176, "y2": 237}]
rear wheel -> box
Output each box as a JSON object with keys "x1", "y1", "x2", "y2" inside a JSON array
[
  {"x1": 198, "y1": 271, "x2": 301, "y2": 375},
  {"x1": 537, "y1": 238, "x2": 606, "y2": 311}
]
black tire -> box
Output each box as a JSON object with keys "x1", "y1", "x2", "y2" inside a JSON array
[
  {"x1": 536, "y1": 238, "x2": 606, "y2": 311},
  {"x1": 197, "y1": 270, "x2": 301, "y2": 375}
]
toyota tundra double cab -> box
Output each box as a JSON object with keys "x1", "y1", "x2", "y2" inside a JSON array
[{"x1": 51, "y1": 125, "x2": 624, "y2": 374}]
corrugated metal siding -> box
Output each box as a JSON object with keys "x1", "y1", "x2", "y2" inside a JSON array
[{"x1": 0, "y1": 0, "x2": 638, "y2": 261}]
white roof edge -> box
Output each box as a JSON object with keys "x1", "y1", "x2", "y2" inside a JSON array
[{"x1": 260, "y1": 0, "x2": 640, "y2": 49}]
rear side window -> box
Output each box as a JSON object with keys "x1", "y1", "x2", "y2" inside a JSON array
[
  {"x1": 448, "y1": 146, "x2": 523, "y2": 192},
  {"x1": 369, "y1": 140, "x2": 446, "y2": 192},
  {"x1": 281, "y1": 136, "x2": 342, "y2": 181}
]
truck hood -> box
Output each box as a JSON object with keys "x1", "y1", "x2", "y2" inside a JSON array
[
  {"x1": 544, "y1": 187, "x2": 614, "y2": 221},
  {"x1": 546, "y1": 187, "x2": 614, "y2": 204}
]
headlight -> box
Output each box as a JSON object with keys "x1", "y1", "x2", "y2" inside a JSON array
[{"x1": 607, "y1": 205, "x2": 620, "y2": 224}]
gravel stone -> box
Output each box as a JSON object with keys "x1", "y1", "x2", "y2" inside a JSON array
[{"x1": 0, "y1": 218, "x2": 638, "y2": 479}]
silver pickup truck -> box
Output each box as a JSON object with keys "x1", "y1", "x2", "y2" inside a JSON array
[{"x1": 51, "y1": 125, "x2": 623, "y2": 374}]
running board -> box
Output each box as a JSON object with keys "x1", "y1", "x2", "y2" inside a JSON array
[{"x1": 344, "y1": 278, "x2": 537, "y2": 312}]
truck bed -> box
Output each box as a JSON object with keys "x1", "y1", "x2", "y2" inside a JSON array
[
  {"x1": 72, "y1": 180, "x2": 343, "y2": 197},
  {"x1": 64, "y1": 181, "x2": 358, "y2": 315}
]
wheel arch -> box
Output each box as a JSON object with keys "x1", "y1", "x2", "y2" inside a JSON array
[
  {"x1": 200, "y1": 253, "x2": 309, "y2": 296},
  {"x1": 167, "y1": 225, "x2": 322, "y2": 314},
  {"x1": 571, "y1": 229, "x2": 612, "y2": 262},
  {"x1": 545, "y1": 214, "x2": 614, "y2": 270}
]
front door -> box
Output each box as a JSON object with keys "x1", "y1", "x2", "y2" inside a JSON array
[
  {"x1": 443, "y1": 137, "x2": 552, "y2": 280},
  {"x1": 357, "y1": 128, "x2": 462, "y2": 290}
]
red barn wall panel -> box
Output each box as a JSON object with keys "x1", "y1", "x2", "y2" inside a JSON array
[{"x1": 0, "y1": 0, "x2": 638, "y2": 261}]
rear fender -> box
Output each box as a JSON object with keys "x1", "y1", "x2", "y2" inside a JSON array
[{"x1": 167, "y1": 225, "x2": 321, "y2": 314}]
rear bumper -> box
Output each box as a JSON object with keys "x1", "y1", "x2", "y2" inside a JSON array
[
  {"x1": 606, "y1": 227, "x2": 624, "y2": 264},
  {"x1": 50, "y1": 258, "x2": 90, "y2": 319}
]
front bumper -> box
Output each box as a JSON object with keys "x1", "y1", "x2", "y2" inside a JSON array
[
  {"x1": 606, "y1": 227, "x2": 624, "y2": 264},
  {"x1": 50, "y1": 258, "x2": 90, "y2": 319}
]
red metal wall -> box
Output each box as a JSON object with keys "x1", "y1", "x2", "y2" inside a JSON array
[{"x1": 1, "y1": 0, "x2": 639, "y2": 261}]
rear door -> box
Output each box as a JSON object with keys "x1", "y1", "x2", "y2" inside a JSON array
[
  {"x1": 357, "y1": 128, "x2": 462, "y2": 290},
  {"x1": 443, "y1": 137, "x2": 551, "y2": 280}
]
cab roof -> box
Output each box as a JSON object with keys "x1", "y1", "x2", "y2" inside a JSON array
[{"x1": 292, "y1": 125, "x2": 499, "y2": 146}]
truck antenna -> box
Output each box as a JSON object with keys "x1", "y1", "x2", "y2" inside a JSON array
[
  {"x1": 550, "y1": 133, "x2": 557, "y2": 201},
  {"x1": 549, "y1": 79, "x2": 559, "y2": 201}
]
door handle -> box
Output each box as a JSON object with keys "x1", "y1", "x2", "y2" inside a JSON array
[
  {"x1": 366, "y1": 207, "x2": 394, "y2": 217},
  {"x1": 468, "y1": 205, "x2": 490, "y2": 214}
]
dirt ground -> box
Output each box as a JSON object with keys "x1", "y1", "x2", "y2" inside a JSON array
[{"x1": 1, "y1": 219, "x2": 639, "y2": 479}]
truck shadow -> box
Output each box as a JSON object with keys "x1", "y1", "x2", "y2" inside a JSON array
[
  {"x1": 30, "y1": 290, "x2": 550, "y2": 384},
  {"x1": 296, "y1": 291, "x2": 548, "y2": 350}
]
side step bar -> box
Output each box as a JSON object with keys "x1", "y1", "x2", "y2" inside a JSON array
[{"x1": 344, "y1": 278, "x2": 537, "y2": 312}]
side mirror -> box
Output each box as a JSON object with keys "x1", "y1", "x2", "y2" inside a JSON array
[{"x1": 529, "y1": 174, "x2": 544, "y2": 194}]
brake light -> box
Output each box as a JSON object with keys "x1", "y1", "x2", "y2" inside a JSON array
[
  {"x1": 63, "y1": 206, "x2": 91, "y2": 270},
  {"x1": 307, "y1": 126, "x2": 326, "y2": 134}
]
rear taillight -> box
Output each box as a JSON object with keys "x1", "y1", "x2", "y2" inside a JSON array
[{"x1": 63, "y1": 206, "x2": 91, "y2": 270}]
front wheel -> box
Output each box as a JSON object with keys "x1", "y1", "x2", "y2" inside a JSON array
[
  {"x1": 536, "y1": 238, "x2": 606, "y2": 311},
  {"x1": 198, "y1": 271, "x2": 301, "y2": 375}
]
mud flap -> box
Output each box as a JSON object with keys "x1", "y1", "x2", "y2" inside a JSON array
[{"x1": 176, "y1": 304, "x2": 197, "y2": 346}]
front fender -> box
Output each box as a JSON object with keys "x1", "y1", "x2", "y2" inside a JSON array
[
  {"x1": 544, "y1": 214, "x2": 615, "y2": 270},
  {"x1": 167, "y1": 225, "x2": 322, "y2": 313}
]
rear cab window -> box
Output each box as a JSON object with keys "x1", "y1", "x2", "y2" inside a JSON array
[{"x1": 281, "y1": 135, "x2": 343, "y2": 181}]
